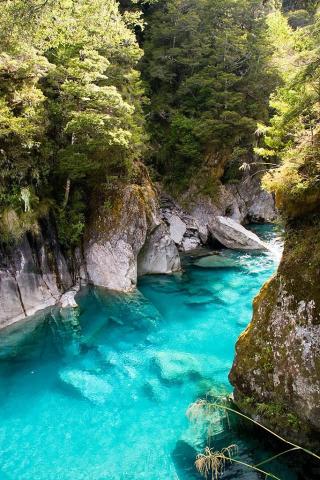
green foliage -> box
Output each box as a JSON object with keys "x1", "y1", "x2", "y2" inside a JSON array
[
  {"x1": 257, "y1": 402, "x2": 302, "y2": 430},
  {"x1": 56, "y1": 191, "x2": 86, "y2": 249},
  {"x1": 0, "y1": 200, "x2": 51, "y2": 243},
  {"x1": 142, "y1": 0, "x2": 279, "y2": 186},
  {"x1": 1, "y1": 0, "x2": 318, "y2": 247},
  {"x1": 0, "y1": 0, "x2": 147, "y2": 246},
  {"x1": 259, "y1": 9, "x2": 320, "y2": 219}
]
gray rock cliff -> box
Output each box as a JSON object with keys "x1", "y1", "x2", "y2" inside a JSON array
[
  {"x1": 0, "y1": 220, "x2": 73, "y2": 328},
  {"x1": 229, "y1": 218, "x2": 320, "y2": 447},
  {"x1": 85, "y1": 179, "x2": 181, "y2": 291}
]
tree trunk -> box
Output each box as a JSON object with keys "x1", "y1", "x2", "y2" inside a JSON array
[{"x1": 63, "y1": 178, "x2": 71, "y2": 209}]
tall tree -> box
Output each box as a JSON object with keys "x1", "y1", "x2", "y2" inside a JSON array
[
  {"x1": 0, "y1": 0, "x2": 147, "y2": 246},
  {"x1": 142, "y1": 0, "x2": 279, "y2": 190}
]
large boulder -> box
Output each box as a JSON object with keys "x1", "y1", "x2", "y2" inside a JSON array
[
  {"x1": 138, "y1": 223, "x2": 180, "y2": 276},
  {"x1": 85, "y1": 178, "x2": 181, "y2": 291},
  {"x1": 208, "y1": 216, "x2": 269, "y2": 251}
]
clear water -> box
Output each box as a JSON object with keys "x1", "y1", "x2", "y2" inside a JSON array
[{"x1": 0, "y1": 225, "x2": 299, "y2": 480}]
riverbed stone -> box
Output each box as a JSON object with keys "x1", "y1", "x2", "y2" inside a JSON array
[
  {"x1": 194, "y1": 255, "x2": 240, "y2": 269},
  {"x1": 59, "y1": 368, "x2": 113, "y2": 404},
  {"x1": 209, "y1": 216, "x2": 269, "y2": 251},
  {"x1": 153, "y1": 351, "x2": 202, "y2": 383}
]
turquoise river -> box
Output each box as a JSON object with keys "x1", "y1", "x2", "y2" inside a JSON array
[{"x1": 0, "y1": 226, "x2": 303, "y2": 479}]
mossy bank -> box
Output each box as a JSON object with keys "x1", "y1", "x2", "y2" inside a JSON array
[{"x1": 229, "y1": 214, "x2": 320, "y2": 448}]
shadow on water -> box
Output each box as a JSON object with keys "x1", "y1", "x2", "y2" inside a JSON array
[{"x1": 172, "y1": 441, "x2": 202, "y2": 479}]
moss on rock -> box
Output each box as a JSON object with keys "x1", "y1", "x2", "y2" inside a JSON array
[{"x1": 229, "y1": 214, "x2": 320, "y2": 448}]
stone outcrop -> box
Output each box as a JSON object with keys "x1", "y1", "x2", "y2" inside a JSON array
[
  {"x1": 83, "y1": 173, "x2": 275, "y2": 291},
  {"x1": 85, "y1": 185, "x2": 149, "y2": 291},
  {"x1": 229, "y1": 218, "x2": 320, "y2": 446},
  {"x1": 0, "y1": 170, "x2": 274, "y2": 329},
  {"x1": 226, "y1": 176, "x2": 277, "y2": 224},
  {"x1": 184, "y1": 176, "x2": 276, "y2": 242},
  {"x1": 208, "y1": 216, "x2": 269, "y2": 251},
  {"x1": 0, "y1": 178, "x2": 181, "y2": 328},
  {"x1": 160, "y1": 193, "x2": 203, "y2": 251},
  {"x1": 97, "y1": 175, "x2": 273, "y2": 263},
  {"x1": 85, "y1": 176, "x2": 180, "y2": 291},
  {"x1": 0, "y1": 220, "x2": 74, "y2": 328},
  {"x1": 138, "y1": 223, "x2": 181, "y2": 276},
  {"x1": 159, "y1": 176, "x2": 276, "y2": 250}
]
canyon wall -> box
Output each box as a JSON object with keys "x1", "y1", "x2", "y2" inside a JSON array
[
  {"x1": 230, "y1": 215, "x2": 320, "y2": 447},
  {"x1": 0, "y1": 174, "x2": 275, "y2": 329}
]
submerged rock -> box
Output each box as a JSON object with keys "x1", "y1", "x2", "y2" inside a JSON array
[
  {"x1": 194, "y1": 255, "x2": 240, "y2": 269},
  {"x1": 143, "y1": 378, "x2": 168, "y2": 402},
  {"x1": 171, "y1": 440, "x2": 202, "y2": 479},
  {"x1": 181, "y1": 406, "x2": 224, "y2": 451},
  {"x1": 153, "y1": 351, "x2": 202, "y2": 383},
  {"x1": 95, "y1": 289, "x2": 163, "y2": 330},
  {"x1": 59, "y1": 368, "x2": 112, "y2": 404},
  {"x1": 185, "y1": 295, "x2": 214, "y2": 306},
  {"x1": 209, "y1": 216, "x2": 269, "y2": 251},
  {"x1": 153, "y1": 351, "x2": 230, "y2": 383}
]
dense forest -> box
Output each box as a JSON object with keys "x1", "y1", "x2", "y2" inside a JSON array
[
  {"x1": 0, "y1": 0, "x2": 319, "y2": 249},
  {"x1": 0, "y1": 0, "x2": 147, "y2": 248}
]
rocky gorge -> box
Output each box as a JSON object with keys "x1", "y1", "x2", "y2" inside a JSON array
[
  {"x1": 0, "y1": 173, "x2": 276, "y2": 330},
  {"x1": 1, "y1": 0, "x2": 320, "y2": 478},
  {"x1": 3, "y1": 161, "x2": 320, "y2": 456}
]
